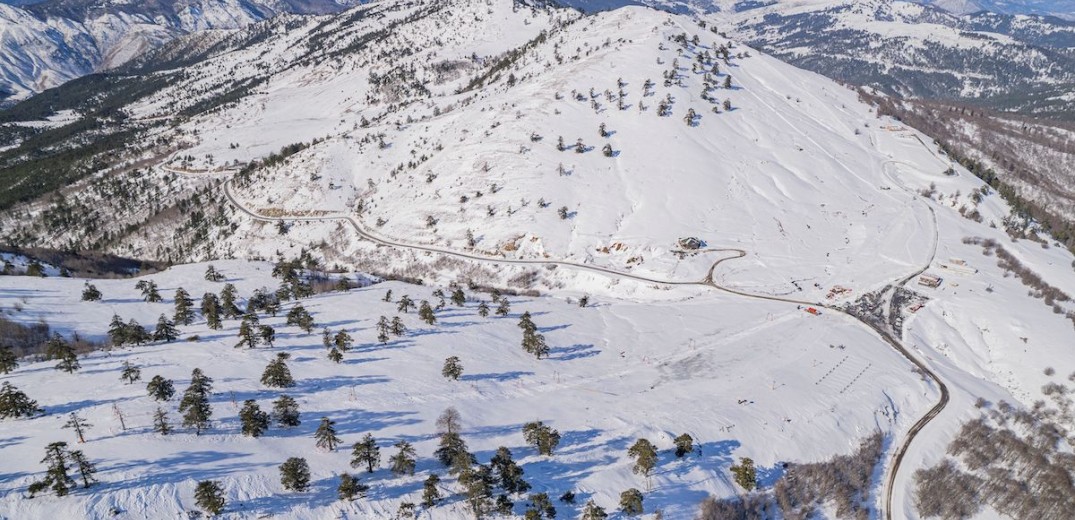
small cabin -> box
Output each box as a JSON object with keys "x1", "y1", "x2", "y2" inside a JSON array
[{"x1": 918, "y1": 274, "x2": 942, "y2": 288}]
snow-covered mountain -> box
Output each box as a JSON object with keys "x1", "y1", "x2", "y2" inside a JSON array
[
  {"x1": 0, "y1": 0, "x2": 359, "y2": 105},
  {"x1": 1, "y1": 0, "x2": 1074, "y2": 518}
]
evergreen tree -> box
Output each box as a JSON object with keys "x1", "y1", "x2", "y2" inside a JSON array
[
  {"x1": 560, "y1": 491, "x2": 576, "y2": 504},
  {"x1": 521, "y1": 330, "x2": 549, "y2": 360},
  {"x1": 179, "y1": 368, "x2": 214, "y2": 434},
  {"x1": 350, "y1": 433, "x2": 381, "y2": 473},
  {"x1": 603, "y1": 144, "x2": 613, "y2": 157},
  {"x1": 435, "y1": 432, "x2": 471, "y2": 468},
  {"x1": 328, "y1": 347, "x2": 343, "y2": 363},
  {"x1": 201, "y1": 293, "x2": 222, "y2": 330},
  {"x1": 627, "y1": 439, "x2": 658, "y2": 477},
  {"x1": 69, "y1": 449, "x2": 97, "y2": 488},
  {"x1": 204, "y1": 265, "x2": 225, "y2": 282},
  {"x1": 259, "y1": 325, "x2": 276, "y2": 347},
  {"x1": 108, "y1": 314, "x2": 128, "y2": 346},
  {"x1": 376, "y1": 316, "x2": 390, "y2": 344},
  {"x1": 518, "y1": 312, "x2": 536, "y2": 335},
  {"x1": 450, "y1": 288, "x2": 466, "y2": 306},
  {"x1": 154, "y1": 315, "x2": 178, "y2": 343},
  {"x1": 390, "y1": 316, "x2": 406, "y2": 336},
  {"x1": 337, "y1": 473, "x2": 369, "y2": 501},
  {"x1": 239, "y1": 400, "x2": 270, "y2": 437},
  {"x1": 459, "y1": 464, "x2": 495, "y2": 517},
  {"x1": 442, "y1": 356, "x2": 463, "y2": 381},
  {"x1": 152, "y1": 407, "x2": 171, "y2": 435},
  {"x1": 578, "y1": 295, "x2": 589, "y2": 308},
  {"x1": 389, "y1": 440, "x2": 416, "y2": 476},
  {"x1": 81, "y1": 283, "x2": 102, "y2": 302},
  {"x1": 491, "y1": 446, "x2": 530, "y2": 494},
  {"x1": 421, "y1": 473, "x2": 442, "y2": 507},
  {"x1": 619, "y1": 488, "x2": 643, "y2": 515},
  {"x1": 333, "y1": 330, "x2": 353, "y2": 352},
  {"x1": 280, "y1": 457, "x2": 311, "y2": 492},
  {"x1": 496, "y1": 299, "x2": 511, "y2": 316},
  {"x1": 126, "y1": 319, "x2": 151, "y2": 345},
  {"x1": 432, "y1": 289, "x2": 446, "y2": 310},
  {"x1": 45, "y1": 334, "x2": 78, "y2": 373},
  {"x1": 496, "y1": 495, "x2": 514, "y2": 516},
  {"x1": 28, "y1": 442, "x2": 75, "y2": 497},
  {"x1": 235, "y1": 313, "x2": 260, "y2": 348},
  {"x1": 0, "y1": 382, "x2": 42, "y2": 419},
  {"x1": 286, "y1": 305, "x2": 315, "y2": 333},
  {"x1": 272, "y1": 395, "x2": 301, "y2": 428},
  {"x1": 261, "y1": 353, "x2": 295, "y2": 388},
  {"x1": 120, "y1": 361, "x2": 141, "y2": 384},
  {"x1": 314, "y1": 417, "x2": 341, "y2": 451},
  {"x1": 724, "y1": 75, "x2": 732, "y2": 89},
  {"x1": 136, "y1": 280, "x2": 162, "y2": 302},
  {"x1": 523, "y1": 422, "x2": 561, "y2": 456},
  {"x1": 478, "y1": 301, "x2": 490, "y2": 317},
  {"x1": 730, "y1": 457, "x2": 756, "y2": 491},
  {"x1": 174, "y1": 287, "x2": 195, "y2": 325},
  {"x1": 674, "y1": 433, "x2": 694, "y2": 458},
  {"x1": 397, "y1": 295, "x2": 415, "y2": 313},
  {"x1": 220, "y1": 283, "x2": 242, "y2": 319},
  {"x1": 194, "y1": 480, "x2": 226, "y2": 515},
  {"x1": 526, "y1": 492, "x2": 555, "y2": 519},
  {"x1": 382, "y1": 289, "x2": 393, "y2": 302},
  {"x1": 0, "y1": 345, "x2": 18, "y2": 374},
  {"x1": 146, "y1": 375, "x2": 175, "y2": 401}
]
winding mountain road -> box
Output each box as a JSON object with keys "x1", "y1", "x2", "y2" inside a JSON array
[{"x1": 216, "y1": 175, "x2": 947, "y2": 518}]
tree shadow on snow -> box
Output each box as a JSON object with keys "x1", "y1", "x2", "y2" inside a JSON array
[
  {"x1": 548, "y1": 343, "x2": 599, "y2": 361},
  {"x1": 460, "y1": 371, "x2": 533, "y2": 382}
]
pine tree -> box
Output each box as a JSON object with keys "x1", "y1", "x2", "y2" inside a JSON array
[
  {"x1": 451, "y1": 288, "x2": 466, "y2": 306},
  {"x1": 603, "y1": 144, "x2": 613, "y2": 157},
  {"x1": 459, "y1": 464, "x2": 495, "y2": 517},
  {"x1": 179, "y1": 368, "x2": 214, "y2": 434},
  {"x1": 578, "y1": 295, "x2": 589, "y2": 308},
  {"x1": 333, "y1": 330, "x2": 353, "y2": 352},
  {"x1": 152, "y1": 314, "x2": 178, "y2": 343},
  {"x1": 435, "y1": 432, "x2": 471, "y2": 468},
  {"x1": 136, "y1": 279, "x2": 162, "y2": 302},
  {"x1": 28, "y1": 442, "x2": 75, "y2": 497},
  {"x1": 432, "y1": 289, "x2": 446, "y2": 310},
  {"x1": 220, "y1": 283, "x2": 242, "y2": 319},
  {"x1": 422, "y1": 473, "x2": 442, "y2": 507},
  {"x1": 126, "y1": 319, "x2": 151, "y2": 345},
  {"x1": 619, "y1": 488, "x2": 643, "y2": 515},
  {"x1": 120, "y1": 361, "x2": 141, "y2": 384},
  {"x1": 350, "y1": 433, "x2": 381, "y2": 473},
  {"x1": 108, "y1": 314, "x2": 128, "y2": 346},
  {"x1": 239, "y1": 400, "x2": 270, "y2": 437},
  {"x1": 521, "y1": 330, "x2": 549, "y2": 359},
  {"x1": 235, "y1": 313, "x2": 260, "y2": 348},
  {"x1": 390, "y1": 316, "x2": 406, "y2": 336},
  {"x1": 674, "y1": 433, "x2": 694, "y2": 458},
  {"x1": 81, "y1": 283, "x2": 102, "y2": 302},
  {"x1": 259, "y1": 325, "x2": 276, "y2": 347},
  {"x1": 69, "y1": 449, "x2": 97, "y2": 488},
  {"x1": 286, "y1": 305, "x2": 315, "y2": 333},
  {"x1": 496, "y1": 299, "x2": 511, "y2": 316},
  {"x1": 280, "y1": 457, "x2": 311, "y2": 492},
  {"x1": 376, "y1": 316, "x2": 390, "y2": 344},
  {"x1": 389, "y1": 440, "x2": 416, "y2": 476},
  {"x1": 314, "y1": 417, "x2": 341, "y2": 451},
  {"x1": 152, "y1": 407, "x2": 171, "y2": 435},
  {"x1": 442, "y1": 356, "x2": 463, "y2": 380},
  {"x1": 337, "y1": 473, "x2": 369, "y2": 501},
  {"x1": 518, "y1": 312, "x2": 536, "y2": 335},
  {"x1": 496, "y1": 494, "x2": 514, "y2": 516},
  {"x1": 397, "y1": 295, "x2": 415, "y2": 313},
  {"x1": 261, "y1": 353, "x2": 295, "y2": 388},
  {"x1": 328, "y1": 347, "x2": 343, "y2": 363},
  {"x1": 204, "y1": 265, "x2": 225, "y2": 282},
  {"x1": 478, "y1": 301, "x2": 490, "y2": 317},
  {"x1": 730, "y1": 457, "x2": 756, "y2": 491},
  {"x1": 272, "y1": 395, "x2": 301, "y2": 428},
  {"x1": 526, "y1": 492, "x2": 555, "y2": 519},
  {"x1": 491, "y1": 446, "x2": 530, "y2": 494},
  {"x1": 201, "y1": 293, "x2": 222, "y2": 330},
  {"x1": 522, "y1": 421, "x2": 561, "y2": 456},
  {"x1": 0, "y1": 346, "x2": 18, "y2": 374},
  {"x1": 627, "y1": 439, "x2": 657, "y2": 477},
  {"x1": 174, "y1": 287, "x2": 195, "y2": 325},
  {"x1": 383, "y1": 289, "x2": 393, "y2": 302},
  {"x1": 45, "y1": 334, "x2": 79, "y2": 373},
  {"x1": 724, "y1": 75, "x2": 732, "y2": 89},
  {"x1": 0, "y1": 382, "x2": 42, "y2": 419},
  {"x1": 146, "y1": 375, "x2": 175, "y2": 401},
  {"x1": 723, "y1": 99, "x2": 732, "y2": 112},
  {"x1": 194, "y1": 480, "x2": 226, "y2": 515}
]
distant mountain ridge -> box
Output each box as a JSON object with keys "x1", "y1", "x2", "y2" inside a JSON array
[{"x1": 0, "y1": 0, "x2": 359, "y2": 105}]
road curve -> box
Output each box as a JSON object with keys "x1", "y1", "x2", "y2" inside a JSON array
[{"x1": 220, "y1": 177, "x2": 946, "y2": 518}]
